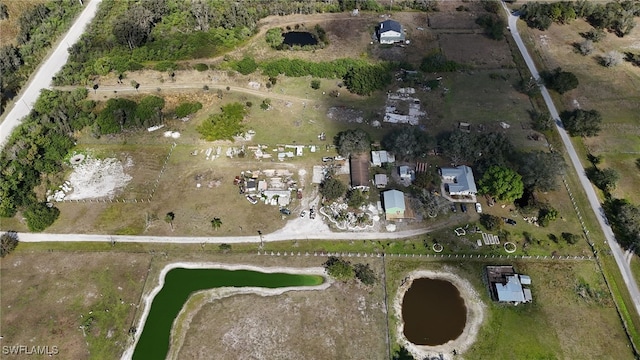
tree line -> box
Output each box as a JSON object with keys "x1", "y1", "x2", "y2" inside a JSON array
[
  {"x1": 52, "y1": 0, "x2": 404, "y2": 86},
  {"x1": 1, "y1": 0, "x2": 82, "y2": 114},
  {"x1": 0, "y1": 89, "x2": 92, "y2": 231},
  {"x1": 520, "y1": 1, "x2": 640, "y2": 37}
]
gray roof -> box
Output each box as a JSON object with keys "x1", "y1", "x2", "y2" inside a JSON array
[
  {"x1": 374, "y1": 174, "x2": 388, "y2": 185},
  {"x1": 520, "y1": 275, "x2": 531, "y2": 285},
  {"x1": 441, "y1": 165, "x2": 477, "y2": 194},
  {"x1": 379, "y1": 19, "x2": 402, "y2": 34},
  {"x1": 383, "y1": 190, "x2": 405, "y2": 212},
  {"x1": 496, "y1": 275, "x2": 526, "y2": 302}
]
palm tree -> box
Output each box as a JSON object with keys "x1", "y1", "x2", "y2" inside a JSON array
[{"x1": 211, "y1": 217, "x2": 222, "y2": 230}]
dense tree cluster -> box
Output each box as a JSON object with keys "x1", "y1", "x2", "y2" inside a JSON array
[
  {"x1": 586, "y1": 167, "x2": 619, "y2": 193},
  {"x1": 260, "y1": 58, "x2": 370, "y2": 79},
  {"x1": 478, "y1": 166, "x2": 524, "y2": 202},
  {"x1": 438, "y1": 131, "x2": 515, "y2": 173},
  {"x1": 323, "y1": 257, "x2": 377, "y2": 284},
  {"x1": 196, "y1": 102, "x2": 247, "y2": 141},
  {"x1": 605, "y1": 198, "x2": 640, "y2": 254},
  {"x1": 1, "y1": 0, "x2": 82, "y2": 112},
  {"x1": 518, "y1": 151, "x2": 565, "y2": 192},
  {"x1": 521, "y1": 1, "x2": 640, "y2": 37},
  {"x1": 320, "y1": 178, "x2": 347, "y2": 201},
  {"x1": 0, "y1": 89, "x2": 93, "y2": 228},
  {"x1": 541, "y1": 67, "x2": 579, "y2": 94},
  {"x1": 174, "y1": 101, "x2": 203, "y2": 118},
  {"x1": 334, "y1": 129, "x2": 371, "y2": 157},
  {"x1": 560, "y1": 109, "x2": 603, "y2": 137},
  {"x1": 382, "y1": 127, "x2": 433, "y2": 161},
  {"x1": 54, "y1": 0, "x2": 391, "y2": 85},
  {"x1": 95, "y1": 96, "x2": 165, "y2": 135},
  {"x1": 419, "y1": 53, "x2": 464, "y2": 72},
  {"x1": 343, "y1": 64, "x2": 393, "y2": 95},
  {"x1": 476, "y1": 14, "x2": 506, "y2": 40},
  {"x1": 1, "y1": 232, "x2": 19, "y2": 258}
]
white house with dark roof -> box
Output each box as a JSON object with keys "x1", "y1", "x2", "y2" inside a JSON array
[
  {"x1": 377, "y1": 19, "x2": 405, "y2": 44},
  {"x1": 440, "y1": 165, "x2": 477, "y2": 196}
]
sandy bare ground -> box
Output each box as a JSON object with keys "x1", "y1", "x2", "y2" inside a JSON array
[
  {"x1": 392, "y1": 269, "x2": 485, "y2": 360},
  {"x1": 120, "y1": 262, "x2": 330, "y2": 360}
]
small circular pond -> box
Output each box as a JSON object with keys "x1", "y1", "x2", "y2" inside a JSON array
[
  {"x1": 283, "y1": 31, "x2": 318, "y2": 47},
  {"x1": 401, "y1": 278, "x2": 467, "y2": 346}
]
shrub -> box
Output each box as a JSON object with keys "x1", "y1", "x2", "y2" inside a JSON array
[
  {"x1": 420, "y1": 53, "x2": 463, "y2": 72},
  {"x1": 175, "y1": 101, "x2": 203, "y2": 118},
  {"x1": 195, "y1": 63, "x2": 209, "y2": 71},
  {"x1": 480, "y1": 214, "x2": 502, "y2": 230},
  {"x1": 24, "y1": 202, "x2": 60, "y2": 232},
  {"x1": 601, "y1": 51, "x2": 623, "y2": 67},
  {"x1": 562, "y1": 232, "x2": 581, "y2": 245},
  {"x1": 354, "y1": 263, "x2": 377, "y2": 285},
  {"x1": 323, "y1": 256, "x2": 355, "y2": 281},
  {"x1": 311, "y1": 79, "x2": 321, "y2": 89},
  {"x1": 154, "y1": 61, "x2": 178, "y2": 72},
  {"x1": 1, "y1": 232, "x2": 19, "y2": 258},
  {"x1": 538, "y1": 206, "x2": 558, "y2": 227},
  {"x1": 196, "y1": 102, "x2": 246, "y2": 141},
  {"x1": 541, "y1": 67, "x2": 578, "y2": 94},
  {"x1": 234, "y1": 56, "x2": 258, "y2": 75}
]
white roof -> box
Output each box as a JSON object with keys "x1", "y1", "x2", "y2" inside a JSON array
[
  {"x1": 519, "y1": 275, "x2": 531, "y2": 285},
  {"x1": 496, "y1": 275, "x2": 526, "y2": 302},
  {"x1": 441, "y1": 165, "x2": 477, "y2": 194},
  {"x1": 374, "y1": 174, "x2": 388, "y2": 185}
]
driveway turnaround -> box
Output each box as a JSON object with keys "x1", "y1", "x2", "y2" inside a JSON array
[{"x1": 501, "y1": 1, "x2": 640, "y2": 317}]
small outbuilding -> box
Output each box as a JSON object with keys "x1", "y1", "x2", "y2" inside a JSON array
[
  {"x1": 382, "y1": 189, "x2": 406, "y2": 220},
  {"x1": 374, "y1": 174, "x2": 388, "y2": 188},
  {"x1": 377, "y1": 19, "x2": 405, "y2": 44},
  {"x1": 371, "y1": 150, "x2": 395, "y2": 167},
  {"x1": 486, "y1": 265, "x2": 532, "y2": 304}
]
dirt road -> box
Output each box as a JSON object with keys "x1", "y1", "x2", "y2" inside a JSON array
[
  {"x1": 502, "y1": 1, "x2": 640, "y2": 317},
  {"x1": 0, "y1": 0, "x2": 103, "y2": 150}
]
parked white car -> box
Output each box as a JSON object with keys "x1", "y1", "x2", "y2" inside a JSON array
[{"x1": 475, "y1": 202, "x2": 482, "y2": 213}]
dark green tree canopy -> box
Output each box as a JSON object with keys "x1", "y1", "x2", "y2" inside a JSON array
[
  {"x1": 197, "y1": 102, "x2": 247, "y2": 141},
  {"x1": 323, "y1": 256, "x2": 355, "y2": 281},
  {"x1": 541, "y1": 67, "x2": 579, "y2": 94},
  {"x1": 320, "y1": 178, "x2": 347, "y2": 201},
  {"x1": 1, "y1": 232, "x2": 19, "y2": 258},
  {"x1": 518, "y1": 151, "x2": 565, "y2": 192},
  {"x1": 478, "y1": 166, "x2": 524, "y2": 202},
  {"x1": 382, "y1": 127, "x2": 433, "y2": 161},
  {"x1": 334, "y1": 129, "x2": 371, "y2": 157},
  {"x1": 560, "y1": 109, "x2": 603, "y2": 137}
]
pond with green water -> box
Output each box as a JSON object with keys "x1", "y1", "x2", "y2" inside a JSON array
[{"x1": 132, "y1": 268, "x2": 324, "y2": 359}]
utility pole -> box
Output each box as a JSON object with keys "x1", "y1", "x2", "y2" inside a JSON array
[{"x1": 258, "y1": 230, "x2": 264, "y2": 249}]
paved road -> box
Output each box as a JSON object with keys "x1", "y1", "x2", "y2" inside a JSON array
[
  {"x1": 0, "y1": 0, "x2": 103, "y2": 150},
  {"x1": 502, "y1": 2, "x2": 640, "y2": 316}
]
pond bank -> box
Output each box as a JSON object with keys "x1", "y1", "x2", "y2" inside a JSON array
[
  {"x1": 120, "y1": 263, "x2": 329, "y2": 360},
  {"x1": 393, "y1": 269, "x2": 485, "y2": 360}
]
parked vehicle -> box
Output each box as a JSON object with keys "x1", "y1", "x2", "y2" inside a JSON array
[
  {"x1": 322, "y1": 157, "x2": 334, "y2": 162},
  {"x1": 300, "y1": 211, "x2": 306, "y2": 218},
  {"x1": 309, "y1": 207, "x2": 316, "y2": 219},
  {"x1": 246, "y1": 195, "x2": 258, "y2": 205},
  {"x1": 460, "y1": 203, "x2": 468, "y2": 213},
  {"x1": 503, "y1": 217, "x2": 517, "y2": 226},
  {"x1": 450, "y1": 204, "x2": 457, "y2": 213},
  {"x1": 280, "y1": 208, "x2": 291, "y2": 215},
  {"x1": 475, "y1": 203, "x2": 482, "y2": 213}
]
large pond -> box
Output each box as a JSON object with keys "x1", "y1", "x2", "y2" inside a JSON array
[
  {"x1": 282, "y1": 31, "x2": 318, "y2": 46},
  {"x1": 401, "y1": 278, "x2": 467, "y2": 346},
  {"x1": 132, "y1": 268, "x2": 324, "y2": 359}
]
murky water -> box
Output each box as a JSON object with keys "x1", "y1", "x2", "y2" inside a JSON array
[
  {"x1": 402, "y1": 278, "x2": 467, "y2": 345},
  {"x1": 283, "y1": 32, "x2": 318, "y2": 46},
  {"x1": 132, "y1": 268, "x2": 323, "y2": 359}
]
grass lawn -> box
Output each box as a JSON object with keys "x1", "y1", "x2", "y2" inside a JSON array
[{"x1": 386, "y1": 258, "x2": 635, "y2": 359}]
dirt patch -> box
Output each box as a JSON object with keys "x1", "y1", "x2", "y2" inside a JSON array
[
  {"x1": 392, "y1": 268, "x2": 485, "y2": 360},
  {"x1": 172, "y1": 263, "x2": 387, "y2": 360},
  {"x1": 0, "y1": 251, "x2": 152, "y2": 360},
  {"x1": 64, "y1": 156, "x2": 132, "y2": 200},
  {"x1": 440, "y1": 33, "x2": 514, "y2": 69}
]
